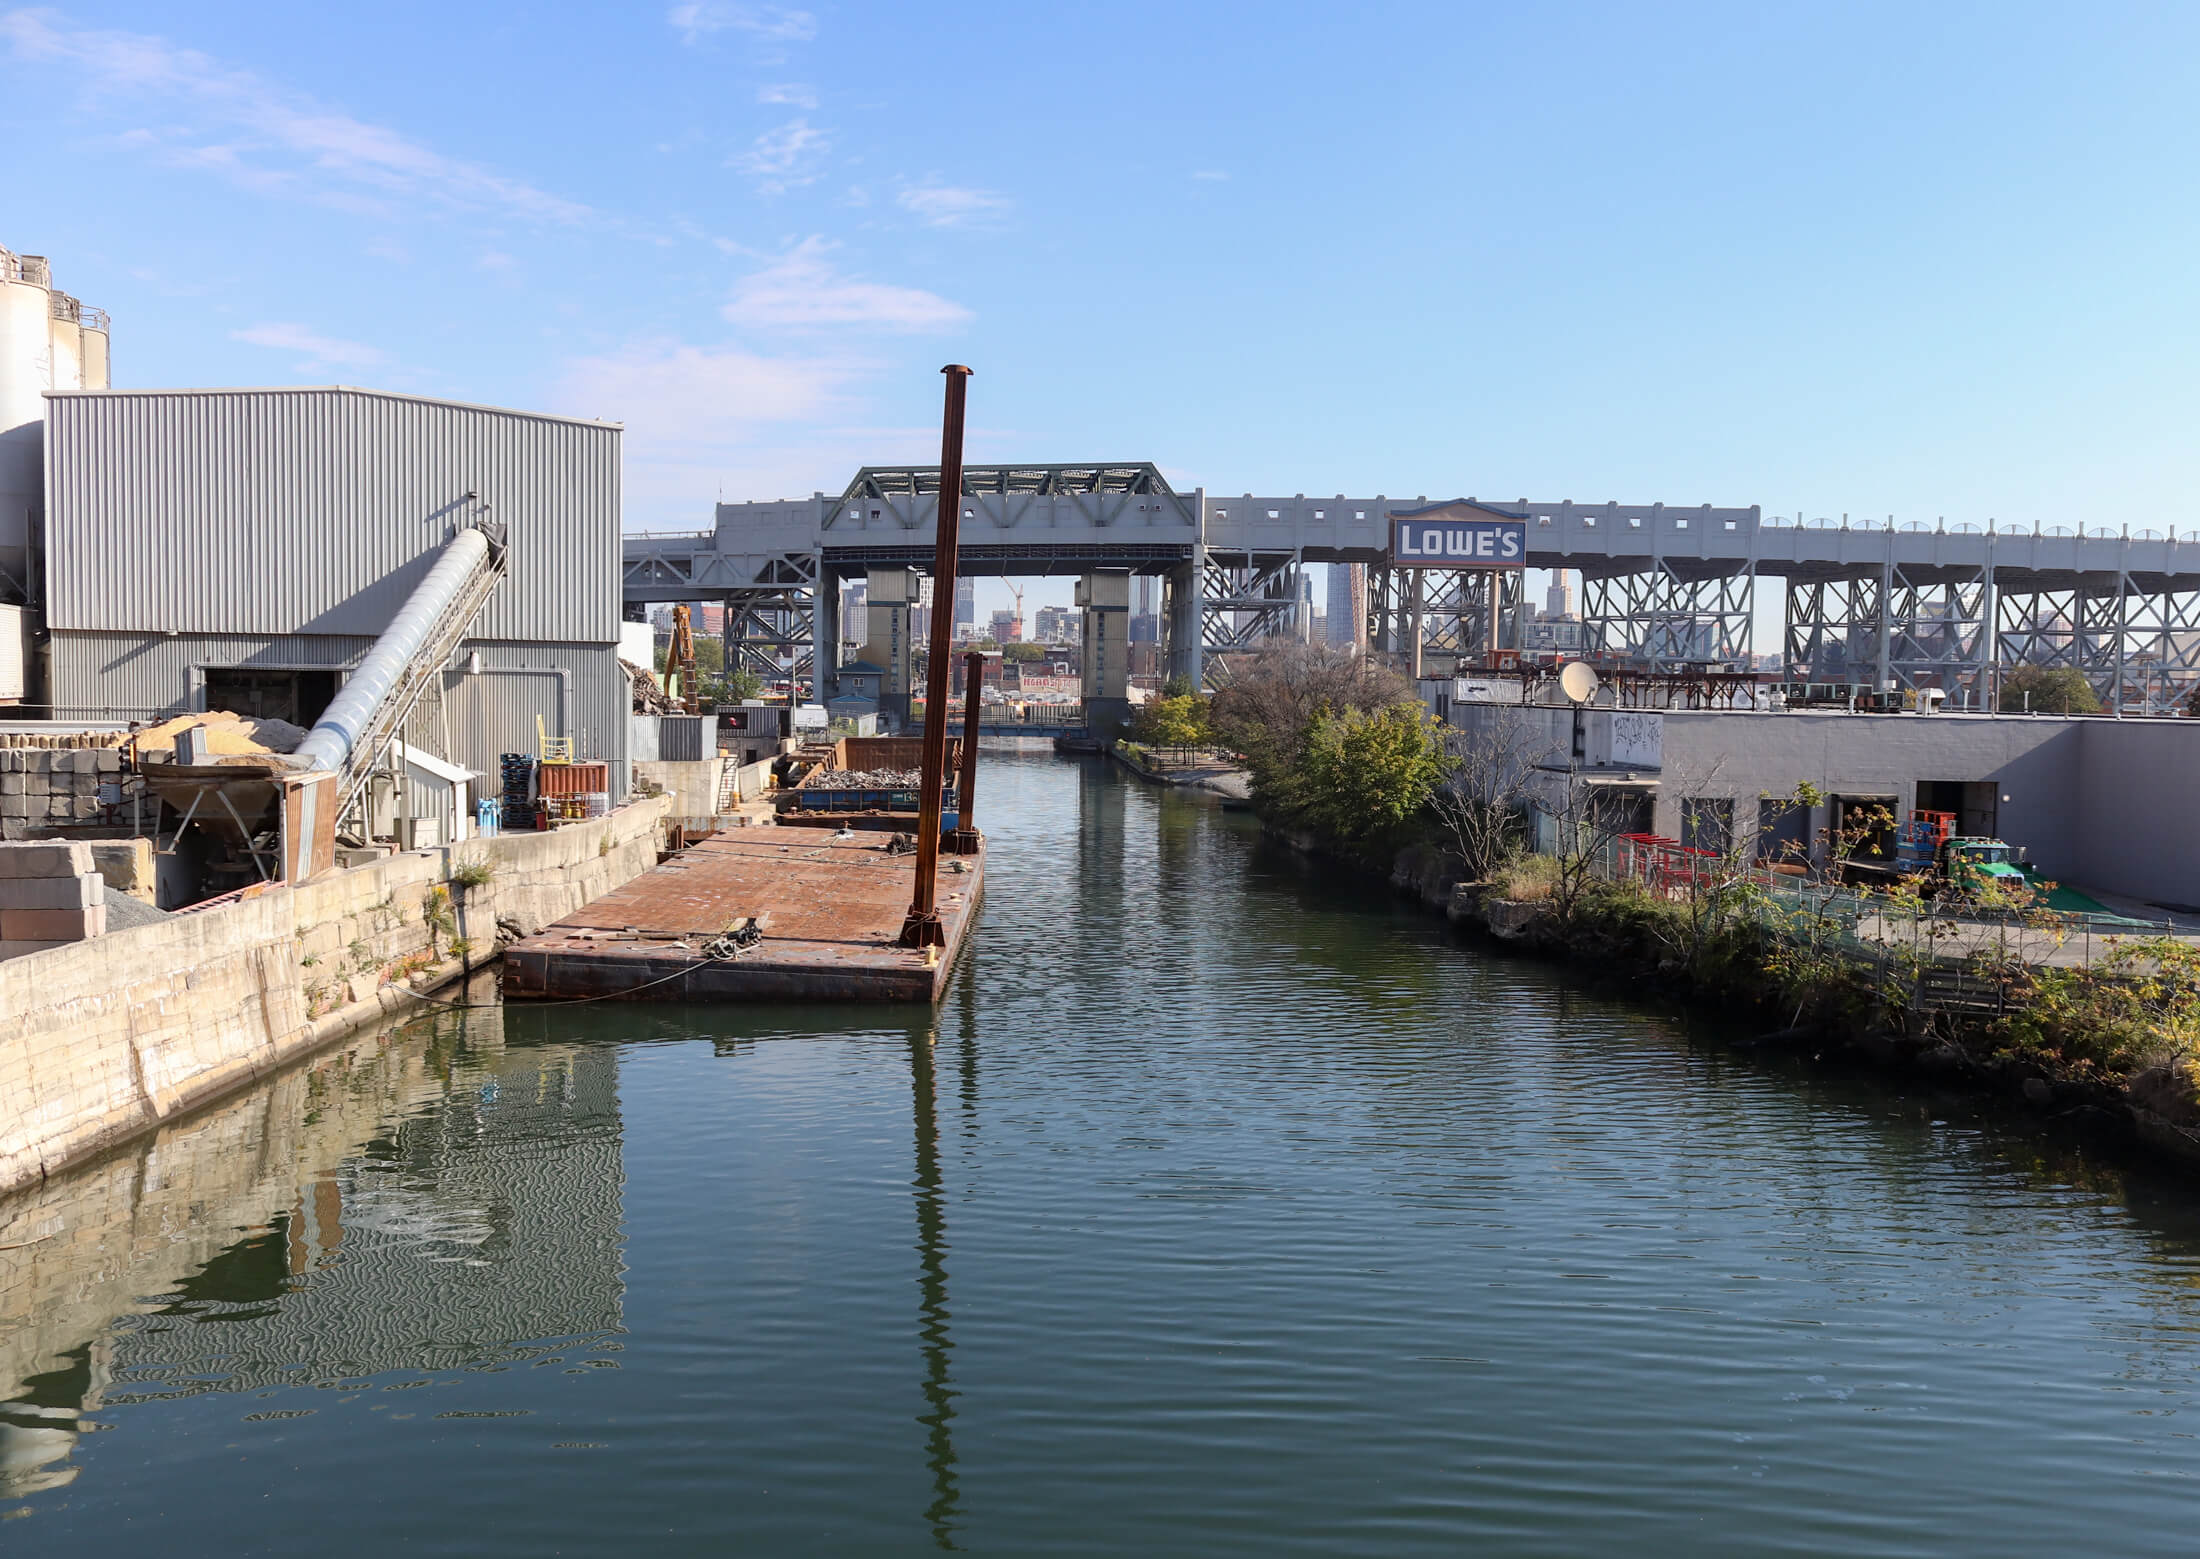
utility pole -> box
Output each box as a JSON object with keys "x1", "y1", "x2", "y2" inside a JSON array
[{"x1": 953, "y1": 649, "x2": 984, "y2": 854}]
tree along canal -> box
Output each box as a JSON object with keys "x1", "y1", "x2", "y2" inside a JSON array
[{"x1": 6, "y1": 752, "x2": 2200, "y2": 1555}]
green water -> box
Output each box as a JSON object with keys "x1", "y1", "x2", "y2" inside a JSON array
[{"x1": 6, "y1": 753, "x2": 2200, "y2": 1555}]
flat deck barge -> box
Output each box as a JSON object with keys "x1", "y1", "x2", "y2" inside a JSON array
[{"x1": 501, "y1": 832, "x2": 983, "y2": 1002}]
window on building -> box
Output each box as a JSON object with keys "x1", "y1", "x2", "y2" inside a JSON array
[
  {"x1": 1680, "y1": 796, "x2": 1732, "y2": 855},
  {"x1": 1757, "y1": 796, "x2": 1809, "y2": 871},
  {"x1": 1831, "y1": 794, "x2": 1900, "y2": 864}
]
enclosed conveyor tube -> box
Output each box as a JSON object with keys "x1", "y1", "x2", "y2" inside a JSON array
[{"x1": 289, "y1": 526, "x2": 492, "y2": 776}]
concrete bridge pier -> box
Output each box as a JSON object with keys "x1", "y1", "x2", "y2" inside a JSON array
[
  {"x1": 1078, "y1": 569, "x2": 1132, "y2": 732},
  {"x1": 866, "y1": 567, "x2": 917, "y2": 726},
  {"x1": 1163, "y1": 554, "x2": 1202, "y2": 689}
]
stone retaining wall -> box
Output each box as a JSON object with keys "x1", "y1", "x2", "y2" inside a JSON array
[
  {"x1": 0, "y1": 796, "x2": 669, "y2": 1194},
  {"x1": 0, "y1": 745, "x2": 123, "y2": 831}
]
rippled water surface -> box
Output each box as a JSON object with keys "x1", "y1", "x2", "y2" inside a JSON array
[{"x1": 9, "y1": 753, "x2": 2200, "y2": 1555}]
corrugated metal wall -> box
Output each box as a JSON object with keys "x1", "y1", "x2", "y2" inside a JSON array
[
  {"x1": 49, "y1": 631, "x2": 630, "y2": 797},
  {"x1": 44, "y1": 387, "x2": 620, "y2": 644}
]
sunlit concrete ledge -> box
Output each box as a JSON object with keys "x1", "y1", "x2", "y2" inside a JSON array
[{"x1": 0, "y1": 796, "x2": 670, "y2": 1196}]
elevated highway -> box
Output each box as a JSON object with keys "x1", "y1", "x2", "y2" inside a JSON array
[{"x1": 623, "y1": 464, "x2": 2200, "y2": 711}]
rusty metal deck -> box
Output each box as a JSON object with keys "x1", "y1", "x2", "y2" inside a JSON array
[{"x1": 501, "y1": 833, "x2": 983, "y2": 1002}]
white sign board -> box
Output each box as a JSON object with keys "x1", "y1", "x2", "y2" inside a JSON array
[{"x1": 792, "y1": 703, "x2": 828, "y2": 731}]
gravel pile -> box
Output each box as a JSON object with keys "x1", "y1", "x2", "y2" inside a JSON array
[
  {"x1": 104, "y1": 892, "x2": 173, "y2": 929},
  {"x1": 802, "y1": 767, "x2": 922, "y2": 790}
]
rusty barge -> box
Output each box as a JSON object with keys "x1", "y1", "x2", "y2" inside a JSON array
[{"x1": 500, "y1": 832, "x2": 982, "y2": 1002}]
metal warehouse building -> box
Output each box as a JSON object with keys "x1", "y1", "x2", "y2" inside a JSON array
[{"x1": 42, "y1": 385, "x2": 629, "y2": 798}]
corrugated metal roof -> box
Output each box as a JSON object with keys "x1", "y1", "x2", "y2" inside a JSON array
[
  {"x1": 44, "y1": 387, "x2": 621, "y2": 644},
  {"x1": 45, "y1": 383, "x2": 622, "y2": 430}
]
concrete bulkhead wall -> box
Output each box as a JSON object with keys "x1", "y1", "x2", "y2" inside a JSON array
[
  {"x1": 0, "y1": 794, "x2": 669, "y2": 1196},
  {"x1": 632, "y1": 754, "x2": 776, "y2": 831}
]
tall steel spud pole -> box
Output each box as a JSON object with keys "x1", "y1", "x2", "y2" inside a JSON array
[{"x1": 901, "y1": 365, "x2": 973, "y2": 948}]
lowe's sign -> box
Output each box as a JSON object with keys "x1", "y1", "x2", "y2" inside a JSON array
[{"x1": 1390, "y1": 514, "x2": 1527, "y2": 569}]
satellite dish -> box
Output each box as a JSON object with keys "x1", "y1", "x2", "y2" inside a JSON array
[{"x1": 1559, "y1": 661, "x2": 1600, "y2": 705}]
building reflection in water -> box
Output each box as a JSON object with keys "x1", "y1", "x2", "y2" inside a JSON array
[{"x1": 0, "y1": 1005, "x2": 626, "y2": 1499}]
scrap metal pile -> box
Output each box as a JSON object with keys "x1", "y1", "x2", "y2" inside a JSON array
[
  {"x1": 623, "y1": 658, "x2": 679, "y2": 715},
  {"x1": 802, "y1": 767, "x2": 923, "y2": 791}
]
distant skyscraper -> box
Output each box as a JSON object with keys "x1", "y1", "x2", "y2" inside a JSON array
[
  {"x1": 1545, "y1": 568, "x2": 1576, "y2": 620},
  {"x1": 1130, "y1": 574, "x2": 1161, "y2": 643},
  {"x1": 1033, "y1": 604, "x2": 1080, "y2": 644},
  {"x1": 1325, "y1": 563, "x2": 1365, "y2": 648},
  {"x1": 954, "y1": 576, "x2": 975, "y2": 631}
]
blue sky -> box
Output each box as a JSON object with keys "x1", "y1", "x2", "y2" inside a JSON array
[{"x1": 6, "y1": 2, "x2": 2199, "y2": 623}]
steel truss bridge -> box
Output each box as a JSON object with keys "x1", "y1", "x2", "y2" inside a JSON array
[{"x1": 622, "y1": 464, "x2": 2200, "y2": 711}]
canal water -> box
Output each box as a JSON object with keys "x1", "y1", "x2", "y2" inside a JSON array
[{"x1": 7, "y1": 753, "x2": 2200, "y2": 1555}]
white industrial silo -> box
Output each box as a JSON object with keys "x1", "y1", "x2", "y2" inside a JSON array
[
  {"x1": 80, "y1": 304, "x2": 109, "y2": 390},
  {"x1": 0, "y1": 248, "x2": 53, "y2": 598},
  {"x1": 46, "y1": 292, "x2": 83, "y2": 393}
]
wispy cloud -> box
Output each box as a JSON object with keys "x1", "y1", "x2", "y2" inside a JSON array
[
  {"x1": 757, "y1": 82, "x2": 817, "y2": 109},
  {"x1": 1, "y1": 10, "x2": 592, "y2": 223},
  {"x1": 1192, "y1": 169, "x2": 1228, "y2": 181},
  {"x1": 732, "y1": 117, "x2": 829, "y2": 191},
  {"x1": 895, "y1": 179, "x2": 1012, "y2": 229},
  {"x1": 232, "y1": 321, "x2": 388, "y2": 371},
  {"x1": 667, "y1": 4, "x2": 816, "y2": 45},
  {"x1": 553, "y1": 336, "x2": 858, "y2": 517},
  {"x1": 476, "y1": 250, "x2": 517, "y2": 272},
  {"x1": 724, "y1": 238, "x2": 971, "y2": 332}
]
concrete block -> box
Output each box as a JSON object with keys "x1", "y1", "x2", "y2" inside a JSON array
[
  {"x1": 0, "y1": 840, "x2": 94, "y2": 878},
  {"x1": 0, "y1": 905, "x2": 106, "y2": 941},
  {"x1": 0, "y1": 874, "x2": 103, "y2": 910},
  {"x1": 0, "y1": 775, "x2": 21, "y2": 795},
  {"x1": 89, "y1": 839, "x2": 156, "y2": 903},
  {"x1": 72, "y1": 771, "x2": 100, "y2": 797},
  {"x1": 0, "y1": 797, "x2": 26, "y2": 821},
  {"x1": 46, "y1": 797, "x2": 74, "y2": 821},
  {"x1": 0, "y1": 939, "x2": 68, "y2": 961},
  {"x1": 95, "y1": 749, "x2": 122, "y2": 774},
  {"x1": 0, "y1": 752, "x2": 16, "y2": 773}
]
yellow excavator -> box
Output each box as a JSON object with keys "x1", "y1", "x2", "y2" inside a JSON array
[{"x1": 663, "y1": 604, "x2": 701, "y2": 715}]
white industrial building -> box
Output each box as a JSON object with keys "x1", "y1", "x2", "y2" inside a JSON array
[
  {"x1": 38, "y1": 385, "x2": 630, "y2": 799},
  {"x1": 1441, "y1": 692, "x2": 2200, "y2": 912}
]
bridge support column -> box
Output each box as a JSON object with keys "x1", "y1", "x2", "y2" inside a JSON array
[
  {"x1": 864, "y1": 567, "x2": 917, "y2": 731},
  {"x1": 810, "y1": 555, "x2": 838, "y2": 701},
  {"x1": 1077, "y1": 569, "x2": 1132, "y2": 733},
  {"x1": 1164, "y1": 554, "x2": 1202, "y2": 689},
  {"x1": 1406, "y1": 571, "x2": 1424, "y2": 679}
]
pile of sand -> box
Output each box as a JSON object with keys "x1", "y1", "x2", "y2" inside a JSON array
[{"x1": 130, "y1": 710, "x2": 309, "y2": 763}]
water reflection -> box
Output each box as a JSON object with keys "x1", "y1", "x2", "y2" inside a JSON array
[
  {"x1": 0, "y1": 1002, "x2": 626, "y2": 1499},
  {"x1": 911, "y1": 1028, "x2": 960, "y2": 1549}
]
